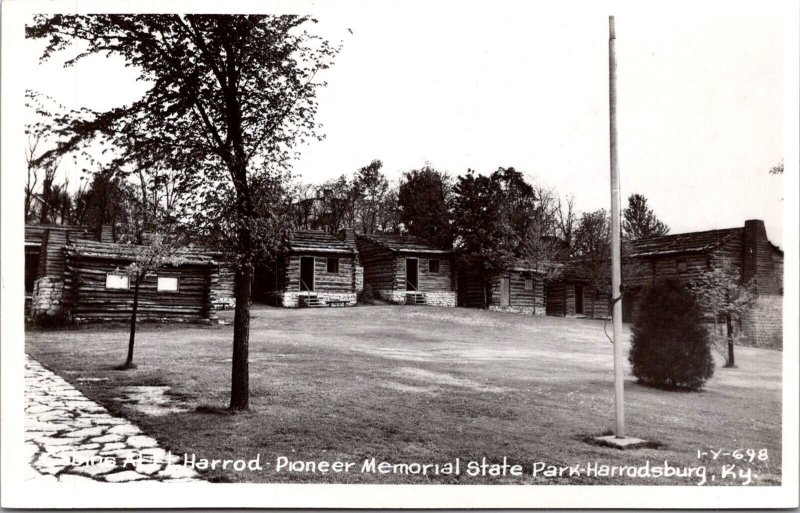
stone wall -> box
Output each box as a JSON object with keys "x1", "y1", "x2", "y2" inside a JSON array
[
  {"x1": 423, "y1": 291, "x2": 456, "y2": 307},
  {"x1": 30, "y1": 276, "x2": 66, "y2": 321},
  {"x1": 376, "y1": 290, "x2": 455, "y2": 307},
  {"x1": 740, "y1": 294, "x2": 783, "y2": 349},
  {"x1": 489, "y1": 305, "x2": 545, "y2": 315},
  {"x1": 354, "y1": 266, "x2": 364, "y2": 293},
  {"x1": 281, "y1": 291, "x2": 357, "y2": 308}
]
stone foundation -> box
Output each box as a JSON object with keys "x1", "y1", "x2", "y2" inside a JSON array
[
  {"x1": 740, "y1": 295, "x2": 783, "y2": 349},
  {"x1": 354, "y1": 266, "x2": 364, "y2": 293},
  {"x1": 30, "y1": 277, "x2": 67, "y2": 322},
  {"x1": 489, "y1": 305, "x2": 545, "y2": 315},
  {"x1": 281, "y1": 292, "x2": 357, "y2": 308},
  {"x1": 375, "y1": 290, "x2": 456, "y2": 307},
  {"x1": 212, "y1": 298, "x2": 236, "y2": 310},
  {"x1": 424, "y1": 292, "x2": 456, "y2": 307}
]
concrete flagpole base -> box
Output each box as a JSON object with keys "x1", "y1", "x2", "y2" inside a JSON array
[{"x1": 594, "y1": 435, "x2": 648, "y2": 449}]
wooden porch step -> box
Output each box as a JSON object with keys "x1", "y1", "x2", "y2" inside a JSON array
[
  {"x1": 299, "y1": 295, "x2": 325, "y2": 308},
  {"x1": 405, "y1": 292, "x2": 427, "y2": 305}
]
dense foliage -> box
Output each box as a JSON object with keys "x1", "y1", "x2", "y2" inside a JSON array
[
  {"x1": 27, "y1": 14, "x2": 340, "y2": 410},
  {"x1": 622, "y1": 193, "x2": 670, "y2": 241},
  {"x1": 629, "y1": 278, "x2": 715, "y2": 390}
]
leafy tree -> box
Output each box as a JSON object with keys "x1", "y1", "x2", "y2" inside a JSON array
[
  {"x1": 72, "y1": 170, "x2": 137, "y2": 240},
  {"x1": 115, "y1": 234, "x2": 185, "y2": 370},
  {"x1": 353, "y1": 159, "x2": 389, "y2": 234},
  {"x1": 377, "y1": 186, "x2": 402, "y2": 234},
  {"x1": 629, "y1": 278, "x2": 715, "y2": 390},
  {"x1": 28, "y1": 14, "x2": 340, "y2": 410},
  {"x1": 398, "y1": 165, "x2": 452, "y2": 245},
  {"x1": 318, "y1": 174, "x2": 357, "y2": 233},
  {"x1": 572, "y1": 209, "x2": 611, "y2": 318},
  {"x1": 451, "y1": 167, "x2": 560, "y2": 306},
  {"x1": 769, "y1": 160, "x2": 783, "y2": 174},
  {"x1": 622, "y1": 193, "x2": 669, "y2": 241},
  {"x1": 689, "y1": 260, "x2": 757, "y2": 367}
]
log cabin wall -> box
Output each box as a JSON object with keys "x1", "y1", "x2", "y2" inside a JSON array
[
  {"x1": 283, "y1": 253, "x2": 356, "y2": 293},
  {"x1": 392, "y1": 253, "x2": 454, "y2": 292},
  {"x1": 487, "y1": 271, "x2": 545, "y2": 315},
  {"x1": 355, "y1": 237, "x2": 396, "y2": 297},
  {"x1": 279, "y1": 252, "x2": 358, "y2": 307},
  {"x1": 65, "y1": 256, "x2": 215, "y2": 323},
  {"x1": 546, "y1": 281, "x2": 609, "y2": 319},
  {"x1": 544, "y1": 281, "x2": 566, "y2": 316},
  {"x1": 459, "y1": 272, "x2": 488, "y2": 308},
  {"x1": 210, "y1": 260, "x2": 236, "y2": 309}
]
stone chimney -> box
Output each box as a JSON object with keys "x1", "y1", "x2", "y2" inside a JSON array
[
  {"x1": 100, "y1": 224, "x2": 114, "y2": 243},
  {"x1": 336, "y1": 228, "x2": 356, "y2": 247},
  {"x1": 742, "y1": 219, "x2": 775, "y2": 292}
]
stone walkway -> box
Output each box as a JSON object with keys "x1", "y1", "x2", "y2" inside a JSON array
[{"x1": 25, "y1": 355, "x2": 201, "y2": 483}]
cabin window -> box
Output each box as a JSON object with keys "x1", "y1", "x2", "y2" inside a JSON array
[
  {"x1": 524, "y1": 278, "x2": 534, "y2": 291},
  {"x1": 428, "y1": 259, "x2": 440, "y2": 273},
  {"x1": 105, "y1": 273, "x2": 130, "y2": 290},
  {"x1": 327, "y1": 258, "x2": 339, "y2": 273},
  {"x1": 157, "y1": 276, "x2": 179, "y2": 292},
  {"x1": 676, "y1": 258, "x2": 687, "y2": 273}
]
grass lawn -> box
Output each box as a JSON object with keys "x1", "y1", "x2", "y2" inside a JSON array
[{"x1": 25, "y1": 305, "x2": 782, "y2": 485}]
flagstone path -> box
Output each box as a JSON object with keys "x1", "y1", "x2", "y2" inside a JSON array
[{"x1": 24, "y1": 355, "x2": 202, "y2": 483}]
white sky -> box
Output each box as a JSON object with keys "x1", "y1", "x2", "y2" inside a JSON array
[{"x1": 23, "y1": 12, "x2": 785, "y2": 246}]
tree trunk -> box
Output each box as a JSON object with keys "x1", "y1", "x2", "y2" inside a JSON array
[
  {"x1": 726, "y1": 312, "x2": 735, "y2": 367},
  {"x1": 124, "y1": 280, "x2": 140, "y2": 368},
  {"x1": 229, "y1": 162, "x2": 254, "y2": 411},
  {"x1": 230, "y1": 257, "x2": 252, "y2": 410}
]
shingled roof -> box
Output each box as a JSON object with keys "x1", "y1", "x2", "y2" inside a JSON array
[
  {"x1": 66, "y1": 240, "x2": 218, "y2": 265},
  {"x1": 25, "y1": 224, "x2": 94, "y2": 246},
  {"x1": 357, "y1": 233, "x2": 452, "y2": 254},
  {"x1": 627, "y1": 228, "x2": 742, "y2": 257},
  {"x1": 286, "y1": 230, "x2": 355, "y2": 255}
]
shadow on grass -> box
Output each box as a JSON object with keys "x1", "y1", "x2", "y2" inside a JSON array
[{"x1": 195, "y1": 404, "x2": 260, "y2": 416}]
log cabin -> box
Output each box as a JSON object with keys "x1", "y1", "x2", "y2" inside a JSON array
[
  {"x1": 543, "y1": 261, "x2": 611, "y2": 319},
  {"x1": 543, "y1": 220, "x2": 783, "y2": 333},
  {"x1": 622, "y1": 219, "x2": 783, "y2": 347},
  {"x1": 265, "y1": 229, "x2": 362, "y2": 308},
  {"x1": 25, "y1": 224, "x2": 234, "y2": 324},
  {"x1": 356, "y1": 233, "x2": 456, "y2": 306},
  {"x1": 459, "y1": 263, "x2": 549, "y2": 315}
]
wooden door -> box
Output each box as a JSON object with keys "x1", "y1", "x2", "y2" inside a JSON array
[
  {"x1": 500, "y1": 277, "x2": 510, "y2": 307},
  {"x1": 300, "y1": 256, "x2": 315, "y2": 291},
  {"x1": 406, "y1": 258, "x2": 418, "y2": 291},
  {"x1": 574, "y1": 285, "x2": 584, "y2": 314}
]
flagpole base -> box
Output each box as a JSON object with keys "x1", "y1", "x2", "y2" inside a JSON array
[{"x1": 594, "y1": 435, "x2": 647, "y2": 449}]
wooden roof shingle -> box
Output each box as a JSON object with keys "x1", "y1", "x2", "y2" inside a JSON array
[
  {"x1": 66, "y1": 240, "x2": 218, "y2": 266},
  {"x1": 357, "y1": 233, "x2": 452, "y2": 254},
  {"x1": 286, "y1": 230, "x2": 355, "y2": 255},
  {"x1": 627, "y1": 228, "x2": 742, "y2": 257},
  {"x1": 25, "y1": 224, "x2": 94, "y2": 246}
]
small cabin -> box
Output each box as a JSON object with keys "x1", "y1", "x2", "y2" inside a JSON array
[
  {"x1": 622, "y1": 219, "x2": 783, "y2": 347},
  {"x1": 543, "y1": 262, "x2": 610, "y2": 319},
  {"x1": 25, "y1": 224, "x2": 234, "y2": 324},
  {"x1": 356, "y1": 233, "x2": 455, "y2": 306},
  {"x1": 268, "y1": 230, "x2": 362, "y2": 308},
  {"x1": 459, "y1": 263, "x2": 549, "y2": 315},
  {"x1": 64, "y1": 241, "x2": 225, "y2": 323}
]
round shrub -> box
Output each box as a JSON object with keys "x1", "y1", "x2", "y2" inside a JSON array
[{"x1": 628, "y1": 278, "x2": 714, "y2": 390}]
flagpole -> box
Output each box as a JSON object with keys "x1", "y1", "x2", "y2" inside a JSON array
[{"x1": 608, "y1": 15, "x2": 625, "y2": 439}]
